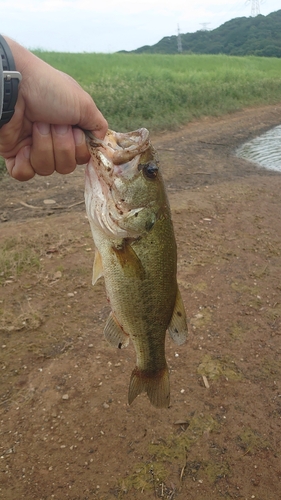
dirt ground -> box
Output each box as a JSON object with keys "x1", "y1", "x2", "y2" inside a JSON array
[{"x1": 1, "y1": 105, "x2": 281, "y2": 500}]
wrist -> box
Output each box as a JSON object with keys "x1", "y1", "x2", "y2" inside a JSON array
[{"x1": 0, "y1": 35, "x2": 22, "y2": 128}]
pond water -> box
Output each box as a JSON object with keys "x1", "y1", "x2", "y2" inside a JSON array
[{"x1": 236, "y1": 125, "x2": 281, "y2": 172}]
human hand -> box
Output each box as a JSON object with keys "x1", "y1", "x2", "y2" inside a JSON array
[{"x1": 0, "y1": 36, "x2": 108, "y2": 181}]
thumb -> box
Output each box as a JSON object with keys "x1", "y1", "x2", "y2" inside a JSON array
[{"x1": 77, "y1": 93, "x2": 108, "y2": 140}]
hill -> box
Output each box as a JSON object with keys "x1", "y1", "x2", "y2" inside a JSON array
[{"x1": 128, "y1": 10, "x2": 281, "y2": 57}]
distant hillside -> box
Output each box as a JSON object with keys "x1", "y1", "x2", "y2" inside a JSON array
[{"x1": 127, "y1": 10, "x2": 281, "y2": 57}]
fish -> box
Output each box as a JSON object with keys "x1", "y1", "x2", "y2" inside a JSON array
[{"x1": 84, "y1": 128, "x2": 188, "y2": 408}]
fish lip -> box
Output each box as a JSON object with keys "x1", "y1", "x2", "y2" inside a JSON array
[
  {"x1": 85, "y1": 128, "x2": 149, "y2": 147},
  {"x1": 85, "y1": 128, "x2": 150, "y2": 168}
]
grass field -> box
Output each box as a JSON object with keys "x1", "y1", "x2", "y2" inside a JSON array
[
  {"x1": 33, "y1": 51, "x2": 281, "y2": 131},
  {"x1": 1, "y1": 52, "x2": 281, "y2": 176}
]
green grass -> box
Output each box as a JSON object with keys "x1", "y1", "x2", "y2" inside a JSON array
[
  {"x1": 33, "y1": 51, "x2": 281, "y2": 131},
  {"x1": 0, "y1": 236, "x2": 41, "y2": 283},
  {"x1": 0, "y1": 156, "x2": 6, "y2": 177}
]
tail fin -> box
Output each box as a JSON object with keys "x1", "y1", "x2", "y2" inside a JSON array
[{"x1": 128, "y1": 365, "x2": 170, "y2": 408}]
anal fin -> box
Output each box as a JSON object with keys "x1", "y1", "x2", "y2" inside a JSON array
[
  {"x1": 128, "y1": 365, "x2": 170, "y2": 408},
  {"x1": 104, "y1": 312, "x2": 129, "y2": 349},
  {"x1": 168, "y1": 287, "x2": 188, "y2": 345}
]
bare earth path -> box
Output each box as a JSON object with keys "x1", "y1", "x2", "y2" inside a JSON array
[{"x1": 0, "y1": 105, "x2": 281, "y2": 500}]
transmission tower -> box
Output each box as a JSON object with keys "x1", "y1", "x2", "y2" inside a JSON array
[
  {"x1": 199, "y1": 23, "x2": 211, "y2": 31},
  {"x1": 248, "y1": 0, "x2": 261, "y2": 16},
  {"x1": 177, "y1": 24, "x2": 183, "y2": 53}
]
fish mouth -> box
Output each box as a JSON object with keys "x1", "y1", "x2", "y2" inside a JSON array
[
  {"x1": 85, "y1": 128, "x2": 150, "y2": 169},
  {"x1": 84, "y1": 128, "x2": 150, "y2": 192}
]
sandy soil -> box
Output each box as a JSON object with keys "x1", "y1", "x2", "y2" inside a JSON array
[{"x1": 0, "y1": 105, "x2": 281, "y2": 500}]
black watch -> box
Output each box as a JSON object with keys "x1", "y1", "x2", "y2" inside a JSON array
[{"x1": 0, "y1": 35, "x2": 22, "y2": 129}]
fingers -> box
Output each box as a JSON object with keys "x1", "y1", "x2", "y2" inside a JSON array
[
  {"x1": 51, "y1": 125, "x2": 76, "y2": 174},
  {"x1": 5, "y1": 123, "x2": 90, "y2": 181},
  {"x1": 30, "y1": 122, "x2": 77, "y2": 175},
  {"x1": 5, "y1": 146, "x2": 35, "y2": 181},
  {"x1": 73, "y1": 128, "x2": 91, "y2": 165},
  {"x1": 30, "y1": 122, "x2": 55, "y2": 175}
]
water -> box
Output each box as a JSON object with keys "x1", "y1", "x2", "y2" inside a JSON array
[{"x1": 236, "y1": 125, "x2": 281, "y2": 172}]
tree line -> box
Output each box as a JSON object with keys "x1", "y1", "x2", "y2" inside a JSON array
[{"x1": 125, "y1": 10, "x2": 281, "y2": 58}]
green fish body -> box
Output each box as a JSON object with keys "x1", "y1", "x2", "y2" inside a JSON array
[{"x1": 85, "y1": 129, "x2": 187, "y2": 408}]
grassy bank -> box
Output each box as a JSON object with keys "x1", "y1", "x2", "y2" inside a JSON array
[{"x1": 34, "y1": 52, "x2": 281, "y2": 131}]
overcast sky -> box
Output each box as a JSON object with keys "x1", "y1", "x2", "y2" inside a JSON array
[{"x1": 1, "y1": 0, "x2": 280, "y2": 53}]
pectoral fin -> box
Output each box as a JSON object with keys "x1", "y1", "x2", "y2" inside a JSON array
[
  {"x1": 92, "y1": 249, "x2": 103, "y2": 286},
  {"x1": 104, "y1": 312, "x2": 129, "y2": 349},
  {"x1": 168, "y1": 287, "x2": 188, "y2": 345},
  {"x1": 112, "y1": 240, "x2": 145, "y2": 280}
]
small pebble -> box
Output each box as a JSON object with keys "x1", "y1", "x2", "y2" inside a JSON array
[{"x1": 43, "y1": 199, "x2": 56, "y2": 205}]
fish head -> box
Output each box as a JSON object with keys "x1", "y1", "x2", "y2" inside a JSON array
[{"x1": 85, "y1": 128, "x2": 168, "y2": 239}]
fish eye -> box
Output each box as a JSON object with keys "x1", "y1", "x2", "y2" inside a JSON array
[{"x1": 139, "y1": 162, "x2": 159, "y2": 179}]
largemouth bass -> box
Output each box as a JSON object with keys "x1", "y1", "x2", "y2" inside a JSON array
[{"x1": 85, "y1": 128, "x2": 187, "y2": 408}]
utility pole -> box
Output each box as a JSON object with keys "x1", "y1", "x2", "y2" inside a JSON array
[
  {"x1": 199, "y1": 23, "x2": 211, "y2": 31},
  {"x1": 177, "y1": 24, "x2": 183, "y2": 53}
]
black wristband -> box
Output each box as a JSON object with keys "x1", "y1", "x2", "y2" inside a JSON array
[{"x1": 0, "y1": 35, "x2": 22, "y2": 128}]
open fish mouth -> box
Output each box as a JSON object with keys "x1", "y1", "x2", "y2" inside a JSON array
[{"x1": 85, "y1": 128, "x2": 150, "y2": 167}]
